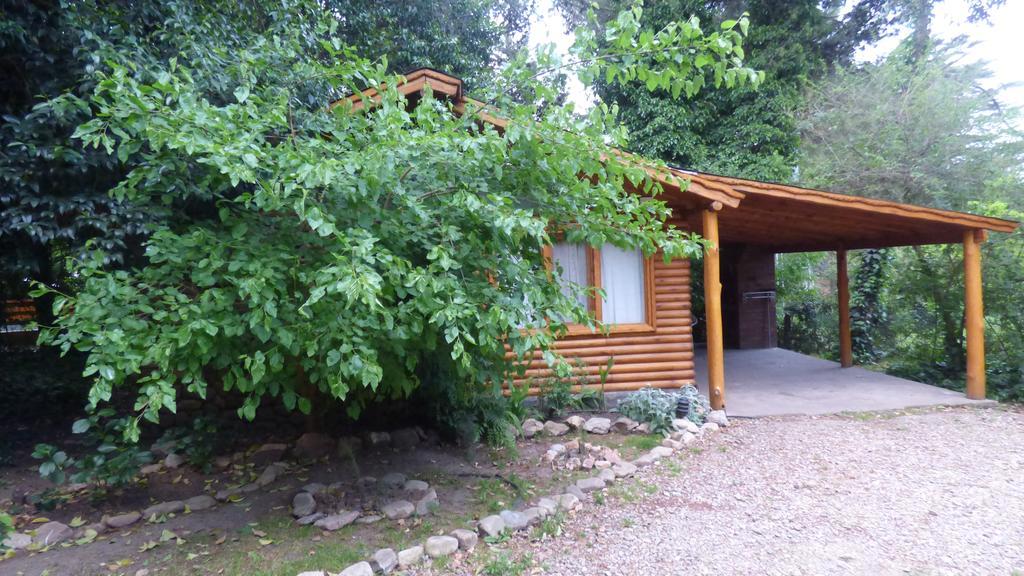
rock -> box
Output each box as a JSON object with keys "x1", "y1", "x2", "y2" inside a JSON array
[
  {"x1": 239, "y1": 482, "x2": 260, "y2": 493},
  {"x1": 425, "y1": 535, "x2": 459, "y2": 558},
  {"x1": 302, "y1": 482, "x2": 326, "y2": 495},
  {"x1": 84, "y1": 522, "x2": 107, "y2": 536},
  {"x1": 499, "y1": 510, "x2": 529, "y2": 531},
  {"x1": 661, "y1": 438, "x2": 683, "y2": 450},
  {"x1": 415, "y1": 488, "x2": 439, "y2": 516},
  {"x1": 294, "y1": 432, "x2": 335, "y2": 460},
  {"x1": 336, "y1": 436, "x2": 362, "y2": 457},
  {"x1": 143, "y1": 500, "x2": 185, "y2": 518},
  {"x1": 365, "y1": 431, "x2": 391, "y2": 447},
  {"x1": 381, "y1": 500, "x2": 415, "y2": 520},
  {"x1": 636, "y1": 423, "x2": 651, "y2": 434},
  {"x1": 564, "y1": 439, "x2": 580, "y2": 453},
  {"x1": 355, "y1": 514, "x2": 382, "y2": 525},
  {"x1": 681, "y1": 431, "x2": 698, "y2": 445},
  {"x1": 565, "y1": 415, "x2": 586, "y2": 430},
  {"x1": 583, "y1": 417, "x2": 611, "y2": 434},
  {"x1": 372, "y1": 548, "x2": 398, "y2": 573},
  {"x1": 601, "y1": 447, "x2": 625, "y2": 464},
  {"x1": 611, "y1": 416, "x2": 639, "y2": 433},
  {"x1": 314, "y1": 511, "x2": 359, "y2": 531},
  {"x1": 564, "y1": 484, "x2": 586, "y2": 501},
  {"x1": 103, "y1": 511, "x2": 141, "y2": 529},
  {"x1": 356, "y1": 476, "x2": 377, "y2": 488},
  {"x1": 213, "y1": 455, "x2": 232, "y2": 469},
  {"x1": 403, "y1": 479, "x2": 429, "y2": 493},
  {"x1": 543, "y1": 421, "x2": 570, "y2": 436},
  {"x1": 164, "y1": 453, "x2": 186, "y2": 469},
  {"x1": 612, "y1": 462, "x2": 638, "y2": 478},
  {"x1": 139, "y1": 463, "x2": 163, "y2": 476},
  {"x1": 673, "y1": 418, "x2": 700, "y2": 434},
  {"x1": 256, "y1": 463, "x2": 285, "y2": 487},
  {"x1": 598, "y1": 468, "x2": 616, "y2": 484},
  {"x1": 338, "y1": 561, "x2": 374, "y2": 576},
  {"x1": 557, "y1": 493, "x2": 581, "y2": 511},
  {"x1": 478, "y1": 515, "x2": 505, "y2": 538},
  {"x1": 701, "y1": 422, "x2": 720, "y2": 434},
  {"x1": 594, "y1": 460, "x2": 611, "y2": 470},
  {"x1": 565, "y1": 457, "x2": 581, "y2": 471},
  {"x1": 450, "y1": 528, "x2": 478, "y2": 551},
  {"x1": 184, "y1": 494, "x2": 217, "y2": 512},
  {"x1": 634, "y1": 454, "x2": 657, "y2": 467},
  {"x1": 575, "y1": 477, "x2": 606, "y2": 493},
  {"x1": 135, "y1": 569, "x2": 151, "y2": 576},
  {"x1": 214, "y1": 487, "x2": 240, "y2": 502},
  {"x1": 2, "y1": 532, "x2": 31, "y2": 550},
  {"x1": 380, "y1": 472, "x2": 407, "y2": 488},
  {"x1": 521, "y1": 418, "x2": 544, "y2": 438},
  {"x1": 581, "y1": 457, "x2": 595, "y2": 470},
  {"x1": 150, "y1": 439, "x2": 177, "y2": 458},
  {"x1": 251, "y1": 443, "x2": 288, "y2": 466},
  {"x1": 32, "y1": 521, "x2": 72, "y2": 546},
  {"x1": 296, "y1": 572, "x2": 326, "y2": 576},
  {"x1": 650, "y1": 446, "x2": 674, "y2": 458},
  {"x1": 390, "y1": 428, "x2": 420, "y2": 450},
  {"x1": 536, "y1": 497, "x2": 559, "y2": 515},
  {"x1": 522, "y1": 507, "x2": 546, "y2": 525},
  {"x1": 296, "y1": 512, "x2": 325, "y2": 526},
  {"x1": 397, "y1": 545, "x2": 424, "y2": 569},
  {"x1": 292, "y1": 492, "x2": 317, "y2": 518},
  {"x1": 706, "y1": 410, "x2": 730, "y2": 427}
]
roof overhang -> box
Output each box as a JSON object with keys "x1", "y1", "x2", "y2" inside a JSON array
[{"x1": 337, "y1": 68, "x2": 1020, "y2": 251}]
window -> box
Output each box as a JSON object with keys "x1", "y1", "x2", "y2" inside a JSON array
[
  {"x1": 601, "y1": 244, "x2": 646, "y2": 324},
  {"x1": 546, "y1": 241, "x2": 653, "y2": 329},
  {"x1": 551, "y1": 242, "x2": 592, "y2": 312}
]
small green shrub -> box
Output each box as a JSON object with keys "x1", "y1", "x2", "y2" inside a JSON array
[
  {"x1": 537, "y1": 377, "x2": 577, "y2": 419},
  {"x1": 33, "y1": 408, "x2": 152, "y2": 490},
  {"x1": 0, "y1": 512, "x2": 14, "y2": 548},
  {"x1": 616, "y1": 386, "x2": 678, "y2": 434}
]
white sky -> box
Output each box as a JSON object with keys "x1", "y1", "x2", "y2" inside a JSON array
[{"x1": 528, "y1": 0, "x2": 1024, "y2": 114}]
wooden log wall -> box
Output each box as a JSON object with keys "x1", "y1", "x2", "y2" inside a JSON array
[{"x1": 509, "y1": 256, "x2": 696, "y2": 393}]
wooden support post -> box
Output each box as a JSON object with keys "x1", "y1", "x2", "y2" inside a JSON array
[
  {"x1": 702, "y1": 209, "x2": 725, "y2": 410},
  {"x1": 963, "y1": 230, "x2": 986, "y2": 400},
  {"x1": 837, "y1": 249, "x2": 853, "y2": 368}
]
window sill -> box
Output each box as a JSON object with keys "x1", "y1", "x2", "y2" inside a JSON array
[{"x1": 562, "y1": 321, "x2": 656, "y2": 337}]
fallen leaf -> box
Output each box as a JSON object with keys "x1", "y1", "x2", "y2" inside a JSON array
[
  {"x1": 69, "y1": 516, "x2": 86, "y2": 528},
  {"x1": 258, "y1": 538, "x2": 273, "y2": 546}
]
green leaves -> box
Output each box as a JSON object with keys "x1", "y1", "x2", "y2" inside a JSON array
[{"x1": 34, "y1": 1, "x2": 759, "y2": 443}]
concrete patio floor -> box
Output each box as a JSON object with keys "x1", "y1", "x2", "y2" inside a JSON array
[{"x1": 694, "y1": 347, "x2": 994, "y2": 417}]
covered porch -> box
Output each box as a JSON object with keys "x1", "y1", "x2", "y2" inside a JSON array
[
  {"x1": 693, "y1": 347, "x2": 994, "y2": 417},
  {"x1": 661, "y1": 170, "x2": 1019, "y2": 412}
]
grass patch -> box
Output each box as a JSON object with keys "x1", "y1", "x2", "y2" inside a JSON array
[
  {"x1": 481, "y1": 551, "x2": 533, "y2": 576},
  {"x1": 473, "y1": 473, "x2": 534, "y2": 514},
  {"x1": 622, "y1": 434, "x2": 662, "y2": 453}
]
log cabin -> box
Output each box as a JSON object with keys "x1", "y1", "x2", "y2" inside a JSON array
[{"x1": 339, "y1": 68, "x2": 1020, "y2": 410}]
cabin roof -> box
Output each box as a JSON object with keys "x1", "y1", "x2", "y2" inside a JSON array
[{"x1": 336, "y1": 68, "x2": 1019, "y2": 252}]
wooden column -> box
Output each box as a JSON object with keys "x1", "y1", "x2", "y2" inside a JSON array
[
  {"x1": 963, "y1": 229, "x2": 986, "y2": 399},
  {"x1": 703, "y1": 208, "x2": 725, "y2": 410},
  {"x1": 837, "y1": 249, "x2": 853, "y2": 368}
]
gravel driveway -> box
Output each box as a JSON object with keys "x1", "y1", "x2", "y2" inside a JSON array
[{"x1": 494, "y1": 407, "x2": 1024, "y2": 576}]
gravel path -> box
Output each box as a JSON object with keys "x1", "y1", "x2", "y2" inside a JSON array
[{"x1": 497, "y1": 407, "x2": 1024, "y2": 576}]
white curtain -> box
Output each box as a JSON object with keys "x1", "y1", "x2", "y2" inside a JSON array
[
  {"x1": 552, "y1": 242, "x2": 590, "y2": 311},
  {"x1": 601, "y1": 244, "x2": 645, "y2": 324}
]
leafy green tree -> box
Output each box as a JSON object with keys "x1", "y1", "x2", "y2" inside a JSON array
[
  {"x1": 0, "y1": 0, "x2": 533, "y2": 315},
  {"x1": 35, "y1": 3, "x2": 760, "y2": 443},
  {"x1": 797, "y1": 41, "x2": 1023, "y2": 394},
  {"x1": 554, "y1": 0, "x2": 870, "y2": 181}
]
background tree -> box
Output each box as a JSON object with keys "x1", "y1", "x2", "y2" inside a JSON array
[
  {"x1": 795, "y1": 40, "x2": 1023, "y2": 395},
  {"x1": 554, "y1": 0, "x2": 880, "y2": 181}
]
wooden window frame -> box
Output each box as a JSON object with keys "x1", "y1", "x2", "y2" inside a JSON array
[{"x1": 544, "y1": 243, "x2": 657, "y2": 336}]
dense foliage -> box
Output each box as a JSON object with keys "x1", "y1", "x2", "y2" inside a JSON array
[
  {"x1": 33, "y1": 2, "x2": 760, "y2": 442},
  {"x1": 788, "y1": 41, "x2": 1024, "y2": 399},
  {"x1": 555, "y1": 0, "x2": 883, "y2": 181},
  {"x1": 0, "y1": 0, "x2": 532, "y2": 312}
]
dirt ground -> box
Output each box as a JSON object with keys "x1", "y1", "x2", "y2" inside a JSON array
[
  {"x1": 470, "y1": 405, "x2": 1024, "y2": 576},
  {"x1": 0, "y1": 413, "x2": 657, "y2": 576}
]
